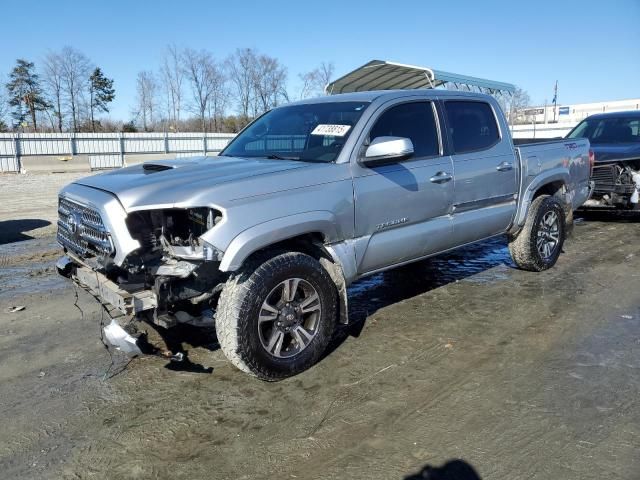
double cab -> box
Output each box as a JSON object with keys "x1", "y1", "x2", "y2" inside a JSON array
[{"x1": 57, "y1": 90, "x2": 592, "y2": 380}]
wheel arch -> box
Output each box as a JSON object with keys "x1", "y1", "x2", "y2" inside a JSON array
[
  {"x1": 512, "y1": 169, "x2": 570, "y2": 233},
  {"x1": 219, "y1": 211, "x2": 339, "y2": 272},
  {"x1": 220, "y1": 216, "x2": 355, "y2": 325}
]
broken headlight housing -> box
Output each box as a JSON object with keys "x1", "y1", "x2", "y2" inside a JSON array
[{"x1": 125, "y1": 207, "x2": 223, "y2": 261}]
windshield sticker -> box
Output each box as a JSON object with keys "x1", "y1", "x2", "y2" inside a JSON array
[{"x1": 311, "y1": 124, "x2": 351, "y2": 137}]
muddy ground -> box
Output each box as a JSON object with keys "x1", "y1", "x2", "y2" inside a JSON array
[{"x1": 0, "y1": 202, "x2": 639, "y2": 479}]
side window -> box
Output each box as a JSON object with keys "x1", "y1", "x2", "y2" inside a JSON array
[
  {"x1": 445, "y1": 101, "x2": 500, "y2": 154},
  {"x1": 368, "y1": 102, "x2": 440, "y2": 158}
]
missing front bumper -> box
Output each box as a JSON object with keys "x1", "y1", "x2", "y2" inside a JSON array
[{"x1": 58, "y1": 255, "x2": 157, "y2": 317}]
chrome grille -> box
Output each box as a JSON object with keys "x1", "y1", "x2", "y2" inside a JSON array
[{"x1": 57, "y1": 196, "x2": 114, "y2": 257}]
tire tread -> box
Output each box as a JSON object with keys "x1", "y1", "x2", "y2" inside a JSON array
[
  {"x1": 215, "y1": 251, "x2": 336, "y2": 381},
  {"x1": 509, "y1": 195, "x2": 565, "y2": 272}
]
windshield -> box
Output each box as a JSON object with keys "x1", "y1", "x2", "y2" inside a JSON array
[
  {"x1": 220, "y1": 102, "x2": 370, "y2": 162},
  {"x1": 567, "y1": 116, "x2": 640, "y2": 144}
]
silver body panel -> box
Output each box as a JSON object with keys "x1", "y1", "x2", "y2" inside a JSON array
[{"x1": 58, "y1": 90, "x2": 591, "y2": 289}]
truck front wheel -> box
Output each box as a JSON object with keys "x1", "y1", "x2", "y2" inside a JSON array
[
  {"x1": 215, "y1": 251, "x2": 337, "y2": 380},
  {"x1": 509, "y1": 195, "x2": 566, "y2": 272}
]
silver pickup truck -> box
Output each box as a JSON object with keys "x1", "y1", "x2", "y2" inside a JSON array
[{"x1": 56, "y1": 90, "x2": 591, "y2": 380}]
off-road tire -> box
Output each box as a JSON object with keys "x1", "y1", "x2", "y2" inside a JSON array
[
  {"x1": 215, "y1": 251, "x2": 337, "y2": 381},
  {"x1": 508, "y1": 195, "x2": 566, "y2": 272}
]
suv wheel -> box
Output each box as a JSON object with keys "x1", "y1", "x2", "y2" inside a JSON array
[
  {"x1": 509, "y1": 195, "x2": 566, "y2": 271},
  {"x1": 215, "y1": 251, "x2": 337, "y2": 381}
]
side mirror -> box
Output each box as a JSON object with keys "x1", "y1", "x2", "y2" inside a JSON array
[{"x1": 361, "y1": 136, "x2": 414, "y2": 167}]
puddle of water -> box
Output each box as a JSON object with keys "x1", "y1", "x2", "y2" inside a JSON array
[
  {"x1": 0, "y1": 236, "x2": 514, "y2": 309},
  {"x1": 0, "y1": 263, "x2": 67, "y2": 300},
  {"x1": 0, "y1": 238, "x2": 67, "y2": 299},
  {"x1": 0, "y1": 237, "x2": 59, "y2": 256},
  {"x1": 347, "y1": 237, "x2": 513, "y2": 322}
]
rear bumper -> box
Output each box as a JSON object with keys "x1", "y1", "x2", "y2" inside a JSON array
[{"x1": 57, "y1": 255, "x2": 156, "y2": 317}]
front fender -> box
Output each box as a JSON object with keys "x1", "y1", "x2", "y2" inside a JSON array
[{"x1": 218, "y1": 211, "x2": 340, "y2": 271}]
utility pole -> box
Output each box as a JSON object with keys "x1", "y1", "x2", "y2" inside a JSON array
[{"x1": 552, "y1": 81, "x2": 558, "y2": 123}]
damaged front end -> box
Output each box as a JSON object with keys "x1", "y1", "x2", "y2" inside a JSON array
[
  {"x1": 57, "y1": 190, "x2": 229, "y2": 354},
  {"x1": 586, "y1": 162, "x2": 640, "y2": 209},
  {"x1": 121, "y1": 207, "x2": 227, "y2": 327}
]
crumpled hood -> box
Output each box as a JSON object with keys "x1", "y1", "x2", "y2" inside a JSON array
[
  {"x1": 591, "y1": 143, "x2": 640, "y2": 163},
  {"x1": 73, "y1": 156, "x2": 316, "y2": 210}
]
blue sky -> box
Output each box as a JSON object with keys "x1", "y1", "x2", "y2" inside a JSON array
[{"x1": 3, "y1": 0, "x2": 639, "y2": 121}]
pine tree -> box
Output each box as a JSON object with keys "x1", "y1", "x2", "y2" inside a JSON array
[
  {"x1": 89, "y1": 67, "x2": 115, "y2": 132},
  {"x1": 6, "y1": 59, "x2": 50, "y2": 131}
]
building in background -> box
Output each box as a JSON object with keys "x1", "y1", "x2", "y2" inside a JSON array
[
  {"x1": 516, "y1": 98, "x2": 640, "y2": 125},
  {"x1": 511, "y1": 98, "x2": 640, "y2": 140}
]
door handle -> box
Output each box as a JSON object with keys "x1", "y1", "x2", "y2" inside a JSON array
[
  {"x1": 496, "y1": 161, "x2": 513, "y2": 172},
  {"x1": 429, "y1": 172, "x2": 453, "y2": 183}
]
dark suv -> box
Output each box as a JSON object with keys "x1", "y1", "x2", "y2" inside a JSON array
[{"x1": 567, "y1": 110, "x2": 640, "y2": 209}]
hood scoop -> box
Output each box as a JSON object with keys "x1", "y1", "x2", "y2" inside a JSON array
[{"x1": 143, "y1": 163, "x2": 175, "y2": 173}]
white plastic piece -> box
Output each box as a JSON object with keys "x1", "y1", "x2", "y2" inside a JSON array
[
  {"x1": 630, "y1": 172, "x2": 640, "y2": 204},
  {"x1": 103, "y1": 319, "x2": 142, "y2": 357}
]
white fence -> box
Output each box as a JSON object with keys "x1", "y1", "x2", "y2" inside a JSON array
[
  {"x1": 510, "y1": 123, "x2": 576, "y2": 140},
  {"x1": 0, "y1": 126, "x2": 581, "y2": 173},
  {"x1": 0, "y1": 132, "x2": 236, "y2": 173}
]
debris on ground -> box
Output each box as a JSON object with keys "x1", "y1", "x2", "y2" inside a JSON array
[{"x1": 7, "y1": 305, "x2": 26, "y2": 313}]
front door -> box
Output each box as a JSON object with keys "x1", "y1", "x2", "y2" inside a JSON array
[
  {"x1": 352, "y1": 100, "x2": 454, "y2": 274},
  {"x1": 442, "y1": 100, "x2": 518, "y2": 245}
]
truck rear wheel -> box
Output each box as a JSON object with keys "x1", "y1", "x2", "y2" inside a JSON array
[
  {"x1": 215, "y1": 251, "x2": 337, "y2": 381},
  {"x1": 509, "y1": 195, "x2": 566, "y2": 272}
]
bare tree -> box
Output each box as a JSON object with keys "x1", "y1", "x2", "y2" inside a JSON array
[
  {"x1": 505, "y1": 87, "x2": 531, "y2": 124},
  {"x1": 208, "y1": 67, "x2": 229, "y2": 132},
  {"x1": 42, "y1": 52, "x2": 65, "y2": 132},
  {"x1": 252, "y1": 54, "x2": 288, "y2": 114},
  {"x1": 299, "y1": 61, "x2": 334, "y2": 98},
  {"x1": 135, "y1": 70, "x2": 158, "y2": 131},
  {"x1": 59, "y1": 46, "x2": 91, "y2": 132},
  {"x1": 182, "y1": 48, "x2": 226, "y2": 133},
  {"x1": 226, "y1": 48, "x2": 257, "y2": 119},
  {"x1": 160, "y1": 44, "x2": 184, "y2": 131}
]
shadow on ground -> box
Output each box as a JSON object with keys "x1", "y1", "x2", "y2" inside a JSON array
[
  {"x1": 0, "y1": 219, "x2": 51, "y2": 244},
  {"x1": 134, "y1": 319, "x2": 218, "y2": 374},
  {"x1": 576, "y1": 208, "x2": 640, "y2": 223},
  {"x1": 404, "y1": 459, "x2": 482, "y2": 480}
]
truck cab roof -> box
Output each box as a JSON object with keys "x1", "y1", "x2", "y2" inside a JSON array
[{"x1": 286, "y1": 89, "x2": 495, "y2": 107}]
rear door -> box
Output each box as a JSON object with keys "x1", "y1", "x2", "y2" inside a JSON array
[
  {"x1": 442, "y1": 99, "x2": 518, "y2": 245},
  {"x1": 352, "y1": 99, "x2": 454, "y2": 274}
]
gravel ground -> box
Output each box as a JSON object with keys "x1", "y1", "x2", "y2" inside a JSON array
[{"x1": 0, "y1": 172, "x2": 92, "y2": 243}]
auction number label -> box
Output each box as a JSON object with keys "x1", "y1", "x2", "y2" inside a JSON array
[{"x1": 311, "y1": 124, "x2": 351, "y2": 136}]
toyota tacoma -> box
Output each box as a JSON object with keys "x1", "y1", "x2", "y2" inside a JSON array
[{"x1": 56, "y1": 90, "x2": 592, "y2": 380}]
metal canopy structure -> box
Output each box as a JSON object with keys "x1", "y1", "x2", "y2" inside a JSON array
[{"x1": 326, "y1": 60, "x2": 515, "y2": 96}]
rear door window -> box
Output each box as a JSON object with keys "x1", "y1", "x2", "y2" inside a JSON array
[{"x1": 444, "y1": 101, "x2": 500, "y2": 154}]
